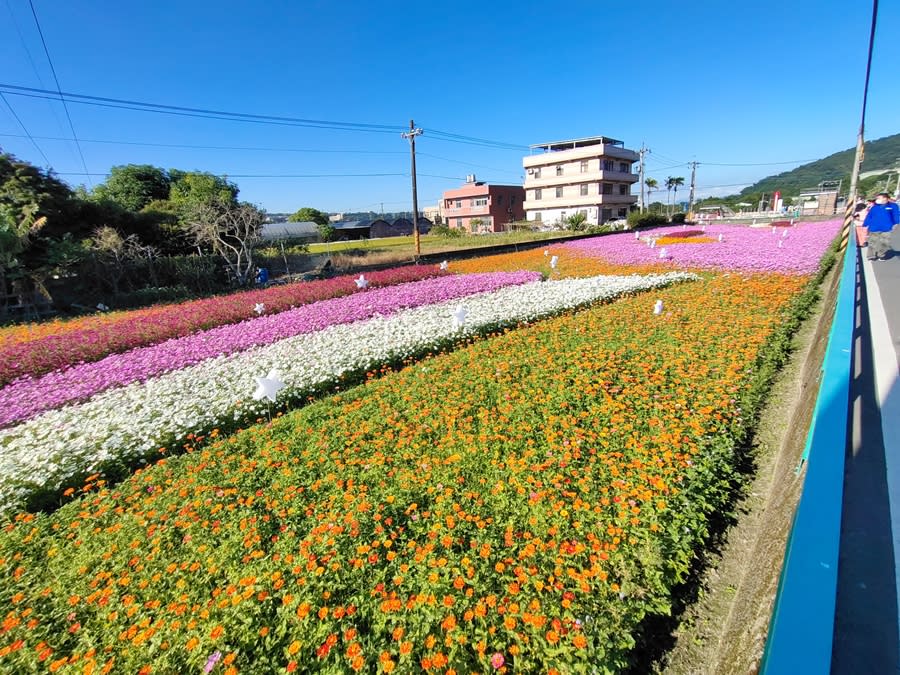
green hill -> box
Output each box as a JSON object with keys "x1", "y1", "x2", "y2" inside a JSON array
[{"x1": 738, "y1": 132, "x2": 900, "y2": 198}]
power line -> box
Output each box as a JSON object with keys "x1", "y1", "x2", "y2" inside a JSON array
[
  {"x1": 0, "y1": 83, "x2": 407, "y2": 134},
  {"x1": 27, "y1": 0, "x2": 92, "y2": 185},
  {"x1": 700, "y1": 158, "x2": 820, "y2": 167},
  {"x1": 54, "y1": 171, "x2": 411, "y2": 179},
  {"x1": 0, "y1": 92, "x2": 52, "y2": 166},
  {"x1": 423, "y1": 128, "x2": 528, "y2": 151},
  {"x1": 0, "y1": 132, "x2": 408, "y2": 155},
  {"x1": 417, "y1": 152, "x2": 521, "y2": 175}
]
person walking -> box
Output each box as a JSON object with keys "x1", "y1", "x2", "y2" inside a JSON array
[{"x1": 862, "y1": 192, "x2": 900, "y2": 261}]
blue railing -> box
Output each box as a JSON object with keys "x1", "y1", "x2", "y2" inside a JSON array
[{"x1": 760, "y1": 227, "x2": 857, "y2": 673}]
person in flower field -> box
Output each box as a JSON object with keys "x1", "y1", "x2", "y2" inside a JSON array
[{"x1": 862, "y1": 192, "x2": 900, "y2": 261}]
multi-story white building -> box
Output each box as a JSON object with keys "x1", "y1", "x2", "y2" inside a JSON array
[{"x1": 522, "y1": 136, "x2": 639, "y2": 225}]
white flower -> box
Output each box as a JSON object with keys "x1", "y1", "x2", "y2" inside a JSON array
[{"x1": 0, "y1": 271, "x2": 698, "y2": 515}]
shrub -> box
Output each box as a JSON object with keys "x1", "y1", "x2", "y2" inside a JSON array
[
  {"x1": 111, "y1": 285, "x2": 193, "y2": 309},
  {"x1": 627, "y1": 211, "x2": 667, "y2": 229},
  {"x1": 566, "y1": 212, "x2": 588, "y2": 231},
  {"x1": 671, "y1": 212, "x2": 687, "y2": 224},
  {"x1": 429, "y1": 224, "x2": 462, "y2": 238}
]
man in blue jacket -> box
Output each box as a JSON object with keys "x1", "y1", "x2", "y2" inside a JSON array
[{"x1": 863, "y1": 192, "x2": 900, "y2": 260}]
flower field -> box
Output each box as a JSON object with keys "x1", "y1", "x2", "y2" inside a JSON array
[
  {"x1": 0, "y1": 272, "x2": 540, "y2": 429},
  {"x1": 0, "y1": 272, "x2": 693, "y2": 516},
  {"x1": 0, "y1": 223, "x2": 839, "y2": 672},
  {"x1": 0, "y1": 266, "x2": 444, "y2": 387},
  {"x1": 561, "y1": 220, "x2": 842, "y2": 273}
]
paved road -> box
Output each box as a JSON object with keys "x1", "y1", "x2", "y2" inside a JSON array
[{"x1": 833, "y1": 228, "x2": 900, "y2": 674}]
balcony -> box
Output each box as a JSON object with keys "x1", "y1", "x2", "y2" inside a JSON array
[
  {"x1": 523, "y1": 193, "x2": 636, "y2": 211},
  {"x1": 523, "y1": 170, "x2": 638, "y2": 188}
]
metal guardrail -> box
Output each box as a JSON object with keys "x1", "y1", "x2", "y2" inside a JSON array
[{"x1": 760, "y1": 226, "x2": 857, "y2": 673}]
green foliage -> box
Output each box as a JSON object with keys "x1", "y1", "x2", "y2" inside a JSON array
[
  {"x1": 428, "y1": 224, "x2": 462, "y2": 238},
  {"x1": 627, "y1": 211, "x2": 667, "y2": 229},
  {"x1": 288, "y1": 207, "x2": 329, "y2": 225},
  {"x1": 738, "y1": 132, "x2": 900, "y2": 199},
  {"x1": 565, "y1": 211, "x2": 588, "y2": 231},
  {"x1": 584, "y1": 224, "x2": 612, "y2": 235},
  {"x1": 90, "y1": 164, "x2": 170, "y2": 212},
  {"x1": 671, "y1": 212, "x2": 687, "y2": 224},
  {"x1": 108, "y1": 285, "x2": 195, "y2": 310},
  {"x1": 317, "y1": 221, "x2": 336, "y2": 243},
  {"x1": 168, "y1": 170, "x2": 239, "y2": 211},
  {"x1": 48, "y1": 254, "x2": 227, "y2": 310}
]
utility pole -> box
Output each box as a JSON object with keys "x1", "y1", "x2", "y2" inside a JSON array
[
  {"x1": 401, "y1": 119, "x2": 424, "y2": 257},
  {"x1": 688, "y1": 161, "x2": 699, "y2": 218},
  {"x1": 638, "y1": 144, "x2": 649, "y2": 213}
]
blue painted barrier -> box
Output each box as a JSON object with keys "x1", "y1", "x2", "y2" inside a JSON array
[{"x1": 760, "y1": 228, "x2": 857, "y2": 673}]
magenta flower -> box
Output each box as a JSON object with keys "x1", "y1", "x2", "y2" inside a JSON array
[
  {"x1": 562, "y1": 220, "x2": 842, "y2": 274},
  {"x1": 204, "y1": 650, "x2": 222, "y2": 673},
  {"x1": 0, "y1": 266, "x2": 445, "y2": 387},
  {"x1": 0, "y1": 272, "x2": 540, "y2": 428}
]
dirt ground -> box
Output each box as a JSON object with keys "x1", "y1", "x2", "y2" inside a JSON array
[{"x1": 656, "y1": 262, "x2": 841, "y2": 675}]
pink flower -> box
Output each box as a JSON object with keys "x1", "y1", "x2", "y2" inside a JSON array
[{"x1": 491, "y1": 652, "x2": 505, "y2": 669}]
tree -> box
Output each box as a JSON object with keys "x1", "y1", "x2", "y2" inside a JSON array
[
  {"x1": 316, "y1": 222, "x2": 336, "y2": 243},
  {"x1": 168, "y1": 171, "x2": 238, "y2": 212},
  {"x1": 0, "y1": 204, "x2": 45, "y2": 310},
  {"x1": 91, "y1": 165, "x2": 170, "y2": 212},
  {"x1": 645, "y1": 178, "x2": 658, "y2": 213},
  {"x1": 0, "y1": 153, "x2": 85, "y2": 313},
  {"x1": 289, "y1": 207, "x2": 329, "y2": 225},
  {"x1": 185, "y1": 199, "x2": 265, "y2": 286},
  {"x1": 665, "y1": 176, "x2": 685, "y2": 219}
]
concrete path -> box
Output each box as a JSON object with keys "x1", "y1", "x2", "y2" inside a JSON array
[{"x1": 833, "y1": 229, "x2": 900, "y2": 674}]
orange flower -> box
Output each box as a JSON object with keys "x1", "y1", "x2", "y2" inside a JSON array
[
  {"x1": 210, "y1": 625, "x2": 224, "y2": 640},
  {"x1": 546, "y1": 630, "x2": 560, "y2": 644}
]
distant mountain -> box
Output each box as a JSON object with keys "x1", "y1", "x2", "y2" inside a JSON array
[{"x1": 738, "y1": 132, "x2": 900, "y2": 198}]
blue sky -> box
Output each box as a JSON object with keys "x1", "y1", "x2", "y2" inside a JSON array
[{"x1": 1, "y1": 0, "x2": 897, "y2": 214}]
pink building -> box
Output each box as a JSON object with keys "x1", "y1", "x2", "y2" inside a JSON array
[{"x1": 442, "y1": 176, "x2": 525, "y2": 233}]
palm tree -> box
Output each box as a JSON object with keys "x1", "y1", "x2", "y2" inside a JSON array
[
  {"x1": 645, "y1": 178, "x2": 658, "y2": 213},
  {"x1": 665, "y1": 176, "x2": 685, "y2": 219}
]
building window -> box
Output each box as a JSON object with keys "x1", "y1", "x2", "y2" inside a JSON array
[
  {"x1": 602, "y1": 183, "x2": 613, "y2": 195},
  {"x1": 473, "y1": 198, "x2": 488, "y2": 207},
  {"x1": 618, "y1": 208, "x2": 628, "y2": 217},
  {"x1": 535, "y1": 188, "x2": 542, "y2": 200},
  {"x1": 603, "y1": 159, "x2": 614, "y2": 171},
  {"x1": 534, "y1": 212, "x2": 542, "y2": 222},
  {"x1": 619, "y1": 162, "x2": 629, "y2": 173},
  {"x1": 580, "y1": 184, "x2": 588, "y2": 196},
  {"x1": 619, "y1": 184, "x2": 629, "y2": 195},
  {"x1": 455, "y1": 200, "x2": 462, "y2": 208},
  {"x1": 555, "y1": 186, "x2": 563, "y2": 198},
  {"x1": 580, "y1": 160, "x2": 588, "y2": 173},
  {"x1": 556, "y1": 165, "x2": 563, "y2": 176},
  {"x1": 533, "y1": 167, "x2": 541, "y2": 179},
  {"x1": 497, "y1": 194, "x2": 503, "y2": 205},
  {"x1": 456, "y1": 218, "x2": 462, "y2": 227}
]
